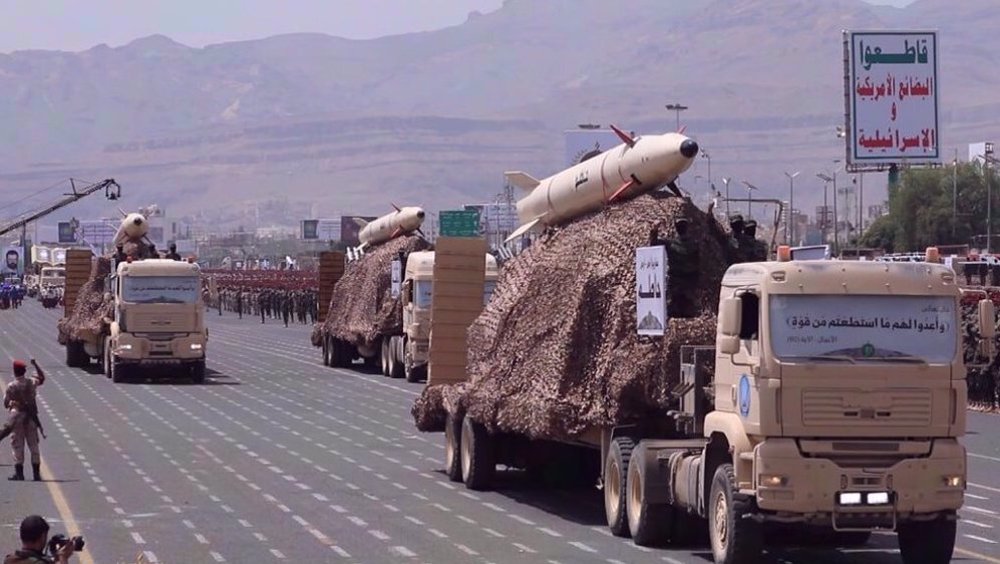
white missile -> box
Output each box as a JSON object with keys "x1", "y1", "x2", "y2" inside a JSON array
[
  {"x1": 356, "y1": 205, "x2": 426, "y2": 248},
  {"x1": 112, "y1": 212, "x2": 150, "y2": 247},
  {"x1": 504, "y1": 125, "x2": 699, "y2": 242}
]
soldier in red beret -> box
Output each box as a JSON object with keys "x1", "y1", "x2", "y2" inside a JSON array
[{"x1": 3, "y1": 359, "x2": 46, "y2": 481}]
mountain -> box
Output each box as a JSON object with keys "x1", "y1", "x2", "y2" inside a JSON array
[{"x1": 1, "y1": 0, "x2": 997, "y2": 230}]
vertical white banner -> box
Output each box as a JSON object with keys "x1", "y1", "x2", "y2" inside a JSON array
[{"x1": 636, "y1": 246, "x2": 667, "y2": 336}]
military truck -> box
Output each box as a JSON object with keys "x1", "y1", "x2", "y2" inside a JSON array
[
  {"x1": 65, "y1": 257, "x2": 208, "y2": 383},
  {"x1": 448, "y1": 248, "x2": 990, "y2": 564},
  {"x1": 380, "y1": 251, "x2": 498, "y2": 382}
]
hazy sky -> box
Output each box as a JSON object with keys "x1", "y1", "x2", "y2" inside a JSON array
[{"x1": 0, "y1": 0, "x2": 916, "y2": 54}]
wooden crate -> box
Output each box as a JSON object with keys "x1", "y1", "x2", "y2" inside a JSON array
[
  {"x1": 427, "y1": 237, "x2": 487, "y2": 386},
  {"x1": 63, "y1": 249, "x2": 94, "y2": 316},
  {"x1": 318, "y1": 251, "x2": 345, "y2": 322}
]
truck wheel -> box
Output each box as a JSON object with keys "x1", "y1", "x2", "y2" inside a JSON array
[
  {"x1": 898, "y1": 516, "x2": 956, "y2": 564},
  {"x1": 190, "y1": 360, "x2": 206, "y2": 384},
  {"x1": 460, "y1": 416, "x2": 494, "y2": 490},
  {"x1": 626, "y1": 445, "x2": 673, "y2": 546},
  {"x1": 103, "y1": 344, "x2": 112, "y2": 378},
  {"x1": 65, "y1": 341, "x2": 85, "y2": 367},
  {"x1": 389, "y1": 337, "x2": 405, "y2": 379},
  {"x1": 110, "y1": 356, "x2": 127, "y2": 383},
  {"x1": 604, "y1": 436, "x2": 634, "y2": 537},
  {"x1": 380, "y1": 338, "x2": 390, "y2": 376},
  {"x1": 708, "y1": 463, "x2": 762, "y2": 564},
  {"x1": 444, "y1": 413, "x2": 463, "y2": 482},
  {"x1": 322, "y1": 337, "x2": 331, "y2": 366}
]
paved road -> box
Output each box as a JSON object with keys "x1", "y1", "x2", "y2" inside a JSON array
[{"x1": 0, "y1": 301, "x2": 998, "y2": 563}]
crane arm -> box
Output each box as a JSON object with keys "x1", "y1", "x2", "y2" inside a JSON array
[{"x1": 0, "y1": 178, "x2": 120, "y2": 237}]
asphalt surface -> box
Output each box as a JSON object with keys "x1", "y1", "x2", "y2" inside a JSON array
[{"x1": 0, "y1": 300, "x2": 998, "y2": 564}]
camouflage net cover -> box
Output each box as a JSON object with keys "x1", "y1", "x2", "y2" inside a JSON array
[
  {"x1": 319, "y1": 236, "x2": 433, "y2": 350},
  {"x1": 57, "y1": 241, "x2": 156, "y2": 345},
  {"x1": 413, "y1": 193, "x2": 732, "y2": 437}
]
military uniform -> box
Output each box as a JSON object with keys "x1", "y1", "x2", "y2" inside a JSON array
[
  {"x1": 3, "y1": 549, "x2": 53, "y2": 564},
  {"x1": 4, "y1": 361, "x2": 44, "y2": 481}
]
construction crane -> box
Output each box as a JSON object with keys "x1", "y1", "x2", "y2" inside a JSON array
[{"x1": 0, "y1": 178, "x2": 121, "y2": 238}]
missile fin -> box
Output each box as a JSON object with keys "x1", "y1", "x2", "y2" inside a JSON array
[
  {"x1": 353, "y1": 217, "x2": 369, "y2": 228},
  {"x1": 389, "y1": 227, "x2": 404, "y2": 240},
  {"x1": 609, "y1": 124, "x2": 636, "y2": 148},
  {"x1": 607, "y1": 179, "x2": 637, "y2": 203},
  {"x1": 391, "y1": 203, "x2": 402, "y2": 212},
  {"x1": 504, "y1": 217, "x2": 544, "y2": 243},
  {"x1": 504, "y1": 171, "x2": 540, "y2": 192}
]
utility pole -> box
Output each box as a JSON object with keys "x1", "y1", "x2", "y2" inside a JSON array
[
  {"x1": 741, "y1": 181, "x2": 759, "y2": 219},
  {"x1": 665, "y1": 103, "x2": 688, "y2": 131},
  {"x1": 722, "y1": 177, "x2": 732, "y2": 216},
  {"x1": 784, "y1": 171, "x2": 800, "y2": 244}
]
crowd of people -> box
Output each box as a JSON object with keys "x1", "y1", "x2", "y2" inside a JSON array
[{"x1": 204, "y1": 270, "x2": 320, "y2": 327}]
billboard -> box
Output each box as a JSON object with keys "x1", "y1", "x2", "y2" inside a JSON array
[
  {"x1": 3, "y1": 246, "x2": 23, "y2": 277},
  {"x1": 57, "y1": 222, "x2": 77, "y2": 243},
  {"x1": 340, "y1": 216, "x2": 377, "y2": 247},
  {"x1": 969, "y1": 142, "x2": 995, "y2": 163},
  {"x1": 301, "y1": 219, "x2": 319, "y2": 240},
  {"x1": 635, "y1": 246, "x2": 667, "y2": 336},
  {"x1": 78, "y1": 219, "x2": 118, "y2": 248},
  {"x1": 564, "y1": 129, "x2": 627, "y2": 167},
  {"x1": 847, "y1": 31, "x2": 939, "y2": 166},
  {"x1": 317, "y1": 218, "x2": 342, "y2": 241}
]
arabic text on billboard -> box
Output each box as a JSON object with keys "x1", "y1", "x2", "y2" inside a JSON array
[
  {"x1": 848, "y1": 31, "x2": 939, "y2": 165},
  {"x1": 635, "y1": 246, "x2": 667, "y2": 336}
]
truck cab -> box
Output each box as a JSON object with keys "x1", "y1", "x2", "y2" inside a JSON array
[
  {"x1": 615, "y1": 253, "x2": 993, "y2": 564},
  {"x1": 39, "y1": 266, "x2": 65, "y2": 289},
  {"x1": 103, "y1": 258, "x2": 208, "y2": 383},
  {"x1": 386, "y1": 251, "x2": 498, "y2": 382}
]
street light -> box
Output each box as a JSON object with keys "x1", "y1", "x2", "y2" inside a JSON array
[
  {"x1": 721, "y1": 177, "x2": 732, "y2": 216},
  {"x1": 741, "y1": 181, "x2": 759, "y2": 219},
  {"x1": 665, "y1": 103, "x2": 688, "y2": 130},
  {"x1": 817, "y1": 173, "x2": 834, "y2": 250},
  {"x1": 784, "y1": 171, "x2": 800, "y2": 244}
]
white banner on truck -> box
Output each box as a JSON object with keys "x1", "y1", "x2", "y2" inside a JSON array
[
  {"x1": 635, "y1": 246, "x2": 667, "y2": 336},
  {"x1": 391, "y1": 259, "x2": 402, "y2": 298}
]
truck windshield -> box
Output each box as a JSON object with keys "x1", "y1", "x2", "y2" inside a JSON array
[
  {"x1": 122, "y1": 276, "x2": 200, "y2": 304},
  {"x1": 41, "y1": 269, "x2": 64, "y2": 278},
  {"x1": 414, "y1": 280, "x2": 433, "y2": 308},
  {"x1": 769, "y1": 295, "x2": 956, "y2": 364}
]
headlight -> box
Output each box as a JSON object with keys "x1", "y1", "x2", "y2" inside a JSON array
[
  {"x1": 943, "y1": 475, "x2": 964, "y2": 488},
  {"x1": 838, "y1": 492, "x2": 862, "y2": 505},
  {"x1": 190, "y1": 343, "x2": 202, "y2": 350},
  {"x1": 866, "y1": 492, "x2": 890, "y2": 505},
  {"x1": 759, "y1": 474, "x2": 788, "y2": 487},
  {"x1": 119, "y1": 344, "x2": 133, "y2": 350}
]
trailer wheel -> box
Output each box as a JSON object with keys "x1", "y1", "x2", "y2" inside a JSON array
[
  {"x1": 460, "y1": 416, "x2": 494, "y2": 490},
  {"x1": 65, "y1": 341, "x2": 87, "y2": 368},
  {"x1": 604, "y1": 436, "x2": 634, "y2": 537},
  {"x1": 708, "y1": 463, "x2": 762, "y2": 564},
  {"x1": 380, "y1": 338, "x2": 391, "y2": 376},
  {"x1": 626, "y1": 445, "x2": 673, "y2": 546},
  {"x1": 103, "y1": 343, "x2": 112, "y2": 378},
  {"x1": 190, "y1": 360, "x2": 206, "y2": 384},
  {"x1": 321, "y1": 336, "x2": 331, "y2": 366},
  {"x1": 110, "y1": 356, "x2": 127, "y2": 383},
  {"x1": 444, "y1": 413, "x2": 463, "y2": 482},
  {"x1": 897, "y1": 516, "x2": 956, "y2": 564}
]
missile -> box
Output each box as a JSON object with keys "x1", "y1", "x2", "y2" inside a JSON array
[
  {"x1": 504, "y1": 125, "x2": 699, "y2": 242},
  {"x1": 356, "y1": 204, "x2": 426, "y2": 248},
  {"x1": 112, "y1": 212, "x2": 150, "y2": 247}
]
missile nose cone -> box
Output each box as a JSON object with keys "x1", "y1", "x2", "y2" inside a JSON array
[
  {"x1": 133, "y1": 217, "x2": 143, "y2": 226},
  {"x1": 416, "y1": 210, "x2": 425, "y2": 219},
  {"x1": 680, "y1": 139, "x2": 699, "y2": 159}
]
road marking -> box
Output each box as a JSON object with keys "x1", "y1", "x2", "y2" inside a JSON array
[
  {"x1": 955, "y1": 547, "x2": 1000, "y2": 563},
  {"x1": 967, "y1": 493, "x2": 990, "y2": 500},
  {"x1": 964, "y1": 519, "x2": 994, "y2": 529},
  {"x1": 131, "y1": 532, "x2": 146, "y2": 544},
  {"x1": 971, "y1": 482, "x2": 1000, "y2": 494},
  {"x1": 391, "y1": 546, "x2": 417, "y2": 558},
  {"x1": 569, "y1": 541, "x2": 597, "y2": 553},
  {"x1": 39, "y1": 458, "x2": 96, "y2": 564},
  {"x1": 969, "y1": 452, "x2": 1000, "y2": 463},
  {"x1": 455, "y1": 544, "x2": 479, "y2": 556},
  {"x1": 967, "y1": 506, "x2": 999, "y2": 516},
  {"x1": 964, "y1": 534, "x2": 999, "y2": 544},
  {"x1": 513, "y1": 543, "x2": 537, "y2": 554}
]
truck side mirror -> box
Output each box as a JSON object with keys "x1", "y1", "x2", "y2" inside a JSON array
[{"x1": 718, "y1": 297, "x2": 742, "y2": 355}]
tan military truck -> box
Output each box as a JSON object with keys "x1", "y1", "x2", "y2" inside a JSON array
[
  {"x1": 450, "y1": 249, "x2": 990, "y2": 564},
  {"x1": 381, "y1": 251, "x2": 498, "y2": 382},
  {"x1": 66, "y1": 257, "x2": 208, "y2": 383}
]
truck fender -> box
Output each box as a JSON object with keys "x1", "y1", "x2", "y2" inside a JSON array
[{"x1": 703, "y1": 411, "x2": 754, "y2": 490}]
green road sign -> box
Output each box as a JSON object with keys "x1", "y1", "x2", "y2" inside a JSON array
[{"x1": 439, "y1": 210, "x2": 480, "y2": 237}]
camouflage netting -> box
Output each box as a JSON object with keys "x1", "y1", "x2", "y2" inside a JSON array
[
  {"x1": 56, "y1": 240, "x2": 156, "y2": 345},
  {"x1": 320, "y1": 236, "x2": 433, "y2": 350},
  {"x1": 961, "y1": 289, "x2": 1000, "y2": 412},
  {"x1": 412, "y1": 193, "x2": 733, "y2": 437}
]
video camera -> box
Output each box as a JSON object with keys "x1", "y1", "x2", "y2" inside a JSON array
[{"x1": 47, "y1": 534, "x2": 85, "y2": 556}]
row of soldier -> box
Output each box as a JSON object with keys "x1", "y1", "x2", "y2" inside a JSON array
[{"x1": 213, "y1": 286, "x2": 319, "y2": 326}]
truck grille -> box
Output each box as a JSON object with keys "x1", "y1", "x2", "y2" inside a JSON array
[{"x1": 801, "y1": 389, "x2": 932, "y2": 426}]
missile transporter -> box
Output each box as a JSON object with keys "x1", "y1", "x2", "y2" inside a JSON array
[
  {"x1": 58, "y1": 212, "x2": 208, "y2": 383},
  {"x1": 419, "y1": 191, "x2": 987, "y2": 564}
]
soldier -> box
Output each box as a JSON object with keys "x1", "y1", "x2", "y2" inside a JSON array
[
  {"x1": 165, "y1": 244, "x2": 182, "y2": 261},
  {"x1": 4, "y1": 360, "x2": 46, "y2": 482},
  {"x1": 964, "y1": 261, "x2": 975, "y2": 285},
  {"x1": 665, "y1": 218, "x2": 701, "y2": 318},
  {"x1": 282, "y1": 293, "x2": 291, "y2": 327},
  {"x1": 235, "y1": 289, "x2": 243, "y2": 319},
  {"x1": 740, "y1": 220, "x2": 769, "y2": 262},
  {"x1": 727, "y1": 214, "x2": 746, "y2": 263},
  {"x1": 979, "y1": 262, "x2": 989, "y2": 286}
]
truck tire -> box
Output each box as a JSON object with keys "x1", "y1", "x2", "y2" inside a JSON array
[
  {"x1": 444, "y1": 413, "x2": 463, "y2": 482},
  {"x1": 626, "y1": 445, "x2": 673, "y2": 546},
  {"x1": 110, "y1": 356, "x2": 127, "y2": 383},
  {"x1": 389, "y1": 337, "x2": 405, "y2": 379},
  {"x1": 103, "y1": 344, "x2": 112, "y2": 378},
  {"x1": 65, "y1": 341, "x2": 86, "y2": 368},
  {"x1": 708, "y1": 463, "x2": 762, "y2": 564},
  {"x1": 404, "y1": 348, "x2": 423, "y2": 383},
  {"x1": 380, "y1": 338, "x2": 390, "y2": 376},
  {"x1": 897, "y1": 516, "x2": 956, "y2": 564},
  {"x1": 321, "y1": 337, "x2": 331, "y2": 367},
  {"x1": 604, "y1": 436, "x2": 634, "y2": 538},
  {"x1": 190, "y1": 360, "x2": 206, "y2": 384},
  {"x1": 460, "y1": 416, "x2": 494, "y2": 490}
]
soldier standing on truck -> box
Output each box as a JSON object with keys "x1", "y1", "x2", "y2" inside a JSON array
[
  {"x1": 4, "y1": 360, "x2": 46, "y2": 482},
  {"x1": 664, "y1": 218, "x2": 701, "y2": 318},
  {"x1": 741, "y1": 220, "x2": 769, "y2": 262},
  {"x1": 727, "y1": 215, "x2": 745, "y2": 263}
]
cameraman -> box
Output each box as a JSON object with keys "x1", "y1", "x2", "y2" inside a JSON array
[{"x1": 4, "y1": 515, "x2": 76, "y2": 564}]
